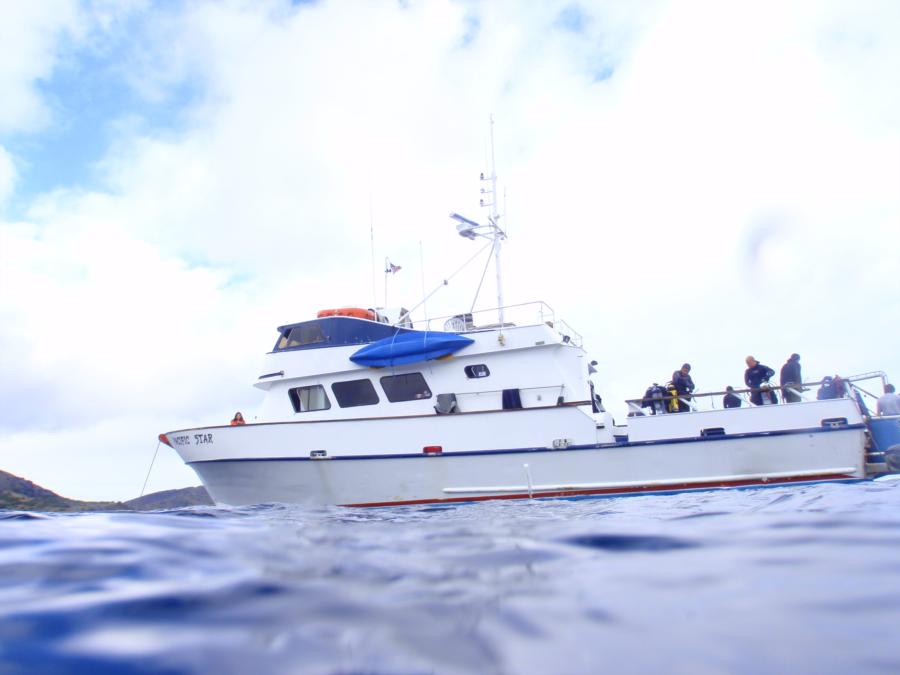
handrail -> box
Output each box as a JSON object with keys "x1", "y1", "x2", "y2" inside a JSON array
[
  {"x1": 842, "y1": 371, "x2": 888, "y2": 385},
  {"x1": 415, "y1": 300, "x2": 584, "y2": 348},
  {"x1": 626, "y1": 381, "x2": 814, "y2": 404},
  {"x1": 840, "y1": 371, "x2": 888, "y2": 402},
  {"x1": 627, "y1": 372, "x2": 890, "y2": 407},
  {"x1": 419, "y1": 300, "x2": 556, "y2": 328},
  {"x1": 553, "y1": 318, "x2": 584, "y2": 348},
  {"x1": 624, "y1": 377, "x2": 867, "y2": 414}
]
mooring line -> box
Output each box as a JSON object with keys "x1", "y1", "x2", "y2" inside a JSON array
[{"x1": 140, "y1": 441, "x2": 161, "y2": 497}]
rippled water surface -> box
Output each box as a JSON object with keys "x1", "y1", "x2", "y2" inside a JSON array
[{"x1": 2, "y1": 480, "x2": 900, "y2": 674}]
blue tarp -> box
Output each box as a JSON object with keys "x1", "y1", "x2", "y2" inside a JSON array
[
  {"x1": 350, "y1": 331, "x2": 474, "y2": 367},
  {"x1": 869, "y1": 418, "x2": 900, "y2": 452}
]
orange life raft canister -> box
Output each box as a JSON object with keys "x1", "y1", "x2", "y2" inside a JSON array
[{"x1": 317, "y1": 307, "x2": 376, "y2": 320}]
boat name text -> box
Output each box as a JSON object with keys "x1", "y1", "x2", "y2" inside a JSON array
[{"x1": 170, "y1": 433, "x2": 213, "y2": 446}]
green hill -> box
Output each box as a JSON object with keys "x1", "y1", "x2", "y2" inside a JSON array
[
  {"x1": 125, "y1": 486, "x2": 213, "y2": 510},
  {"x1": 0, "y1": 470, "x2": 212, "y2": 512}
]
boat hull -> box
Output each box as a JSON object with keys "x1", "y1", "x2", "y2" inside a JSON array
[{"x1": 185, "y1": 425, "x2": 866, "y2": 507}]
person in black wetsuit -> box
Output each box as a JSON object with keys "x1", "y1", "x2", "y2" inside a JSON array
[
  {"x1": 780, "y1": 353, "x2": 802, "y2": 403},
  {"x1": 744, "y1": 356, "x2": 777, "y2": 405},
  {"x1": 723, "y1": 385, "x2": 742, "y2": 408},
  {"x1": 671, "y1": 363, "x2": 695, "y2": 412},
  {"x1": 817, "y1": 376, "x2": 836, "y2": 400},
  {"x1": 642, "y1": 383, "x2": 668, "y2": 415}
]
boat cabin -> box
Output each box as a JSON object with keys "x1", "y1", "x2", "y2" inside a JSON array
[{"x1": 255, "y1": 305, "x2": 598, "y2": 427}]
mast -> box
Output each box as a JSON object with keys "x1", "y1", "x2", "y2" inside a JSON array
[
  {"x1": 448, "y1": 117, "x2": 507, "y2": 327},
  {"x1": 483, "y1": 115, "x2": 504, "y2": 326}
]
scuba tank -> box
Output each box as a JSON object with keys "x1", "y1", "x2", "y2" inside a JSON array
[
  {"x1": 666, "y1": 383, "x2": 679, "y2": 413},
  {"x1": 651, "y1": 384, "x2": 666, "y2": 415},
  {"x1": 759, "y1": 380, "x2": 777, "y2": 405}
]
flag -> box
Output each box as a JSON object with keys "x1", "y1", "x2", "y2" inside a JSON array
[{"x1": 386, "y1": 261, "x2": 402, "y2": 274}]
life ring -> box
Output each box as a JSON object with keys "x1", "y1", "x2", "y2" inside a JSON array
[{"x1": 317, "y1": 307, "x2": 376, "y2": 320}]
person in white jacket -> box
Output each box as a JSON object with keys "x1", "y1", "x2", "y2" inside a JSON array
[{"x1": 877, "y1": 383, "x2": 900, "y2": 416}]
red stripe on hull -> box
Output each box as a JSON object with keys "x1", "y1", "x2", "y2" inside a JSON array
[{"x1": 344, "y1": 472, "x2": 858, "y2": 508}]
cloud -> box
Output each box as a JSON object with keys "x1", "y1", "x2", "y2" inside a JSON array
[
  {"x1": 1, "y1": 415, "x2": 199, "y2": 501},
  {"x1": 0, "y1": 0, "x2": 898, "y2": 500},
  {"x1": 0, "y1": 217, "x2": 267, "y2": 430},
  {"x1": 0, "y1": 1, "x2": 85, "y2": 133},
  {"x1": 0, "y1": 146, "x2": 15, "y2": 209}
]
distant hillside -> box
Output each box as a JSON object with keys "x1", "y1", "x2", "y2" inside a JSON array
[
  {"x1": 0, "y1": 470, "x2": 212, "y2": 512},
  {"x1": 125, "y1": 486, "x2": 213, "y2": 510}
]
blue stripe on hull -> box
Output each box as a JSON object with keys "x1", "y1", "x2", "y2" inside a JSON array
[{"x1": 187, "y1": 423, "x2": 866, "y2": 465}]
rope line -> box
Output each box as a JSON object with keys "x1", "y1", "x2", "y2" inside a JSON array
[{"x1": 140, "y1": 441, "x2": 161, "y2": 498}]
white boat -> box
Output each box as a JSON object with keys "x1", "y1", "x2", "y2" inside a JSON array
[
  {"x1": 159, "y1": 308, "x2": 891, "y2": 506},
  {"x1": 160, "y1": 158, "x2": 899, "y2": 507}
]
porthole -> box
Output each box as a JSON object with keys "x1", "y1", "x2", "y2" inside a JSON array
[{"x1": 464, "y1": 364, "x2": 490, "y2": 379}]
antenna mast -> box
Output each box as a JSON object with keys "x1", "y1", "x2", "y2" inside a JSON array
[
  {"x1": 451, "y1": 116, "x2": 506, "y2": 327},
  {"x1": 481, "y1": 115, "x2": 505, "y2": 326}
]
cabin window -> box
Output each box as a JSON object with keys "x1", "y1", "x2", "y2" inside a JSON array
[
  {"x1": 288, "y1": 385, "x2": 331, "y2": 412},
  {"x1": 278, "y1": 322, "x2": 327, "y2": 350},
  {"x1": 464, "y1": 364, "x2": 490, "y2": 379},
  {"x1": 331, "y1": 379, "x2": 379, "y2": 408},
  {"x1": 380, "y1": 373, "x2": 432, "y2": 402}
]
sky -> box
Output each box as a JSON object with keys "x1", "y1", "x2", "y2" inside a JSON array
[{"x1": 1, "y1": 0, "x2": 898, "y2": 501}]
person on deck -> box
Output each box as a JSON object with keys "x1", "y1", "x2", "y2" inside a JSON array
[
  {"x1": 642, "y1": 383, "x2": 668, "y2": 415},
  {"x1": 230, "y1": 412, "x2": 246, "y2": 426},
  {"x1": 832, "y1": 376, "x2": 846, "y2": 399},
  {"x1": 780, "y1": 353, "x2": 803, "y2": 403},
  {"x1": 744, "y1": 356, "x2": 778, "y2": 406},
  {"x1": 817, "y1": 376, "x2": 837, "y2": 400},
  {"x1": 671, "y1": 363, "x2": 695, "y2": 413},
  {"x1": 723, "y1": 385, "x2": 742, "y2": 408},
  {"x1": 877, "y1": 383, "x2": 900, "y2": 416}
]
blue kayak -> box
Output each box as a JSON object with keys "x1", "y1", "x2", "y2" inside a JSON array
[{"x1": 350, "y1": 331, "x2": 474, "y2": 367}]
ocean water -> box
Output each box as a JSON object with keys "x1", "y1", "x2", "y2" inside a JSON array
[{"x1": 2, "y1": 480, "x2": 900, "y2": 675}]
